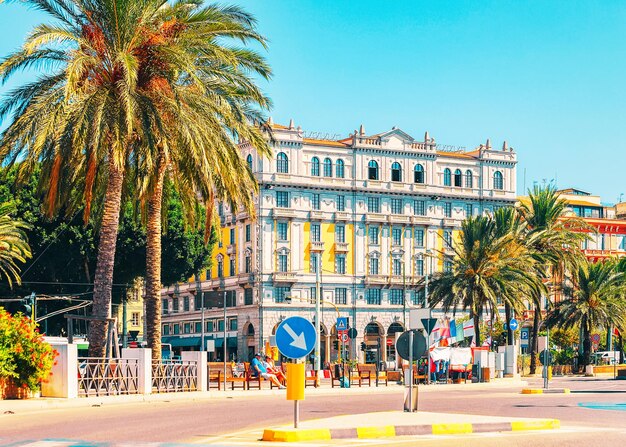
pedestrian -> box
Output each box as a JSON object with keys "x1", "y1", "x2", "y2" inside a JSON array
[
  {"x1": 251, "y1": 353, "x2": 285, "y2": 389},
  {"x1": 264, "y1": 355, "x2": 286, "y2": 385}
]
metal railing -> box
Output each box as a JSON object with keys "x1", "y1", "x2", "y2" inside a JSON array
[
  {"x1": 151, "y1": 360, "x2": 198, "y2": 393},
  {"x1": 77, "y1": 357, "x2": 139, "y2": 397}
]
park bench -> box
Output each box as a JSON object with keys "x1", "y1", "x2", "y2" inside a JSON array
[
  {"x1": 244, "y1": 362, "x2": 280, "y2": 390},
  {"x1": 207, "y1": 362, "x2": 246, "y2": 390},
  {"x1": 412, "y1": 365, "x2": 427, "y2": 384},
  {"x1": 330, "y1": 363, "x2": 361, "y2": 388},
  {"x1": 357, "y1": 364, "x2": 388, "y2": 386}
]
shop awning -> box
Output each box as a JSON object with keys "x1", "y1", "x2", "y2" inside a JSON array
[
  {"x1": 213, "y1": 337, "x2": 237, "y2": 349},
  {"x1": 169, "y1": 336, "x2": 201, "y2": 348}
]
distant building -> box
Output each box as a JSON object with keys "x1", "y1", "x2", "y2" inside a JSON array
[{"x1": 160, "y1": 120, "x2": 517, "y2": 363}]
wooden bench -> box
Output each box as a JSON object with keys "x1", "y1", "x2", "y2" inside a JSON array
[
  {"x1": 244, "y1": 362, "x2": 280, "y2": 390},
  {"x1": 412, "y1": 365, "x2": 427, "y2": 384},
  {"x1": 207, "y1": 362, "x2": 247, "y2": 390},
  {"x1": 330, "y1": 364, "x2": 361, "y2": 388},
  {"x1": 357, "y1": 364, "x2": 388, "y2": 386}
]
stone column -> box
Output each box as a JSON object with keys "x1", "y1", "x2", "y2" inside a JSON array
[
  {"x1": 41, "y1": 343, "x2": 78, "y2": 398},
  {"x1": 122, "y1": 348, "x2": 152, "y2": 394},
  {"x1": 181, "y1": 351, "x2": 208, "y2": 392}
]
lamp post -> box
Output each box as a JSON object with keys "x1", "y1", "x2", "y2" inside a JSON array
[
  {"x1": 315, "y1": 253, "x2": 322, "y2": 377},
  {"x1": 424, "y1": 249, "x2": 434, "y2": 385}
]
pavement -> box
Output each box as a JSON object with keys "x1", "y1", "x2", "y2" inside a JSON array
[
  {"x1": 261, "y1": 410, "x2": 559, "y2": 442},
  {"x1": 0, "y1": 377, "x2": 528, "y2": 415}
]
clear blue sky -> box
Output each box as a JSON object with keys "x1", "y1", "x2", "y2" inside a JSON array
[{"x1": 2, "y1": 1, "x2": 625, "y2": 202}]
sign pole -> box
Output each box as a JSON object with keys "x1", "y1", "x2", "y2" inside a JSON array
[
  {"x1": 223, "y1": 290, "x2": 227, "y2": 393},
  {"x1": 294, "y1": 400, "x2": 299, "y2": 428},
  {"x1": 408, "y1": 329, "x2": 413, "y2": 411}
]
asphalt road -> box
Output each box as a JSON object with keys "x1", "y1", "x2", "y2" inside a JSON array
[{"x1": 1, "y1": 376, "x2": 625, "y2": 446}]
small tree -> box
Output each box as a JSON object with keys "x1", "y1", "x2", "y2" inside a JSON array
[{"x1": 0, "y1": 202, "x2": 31, "y2": 287}]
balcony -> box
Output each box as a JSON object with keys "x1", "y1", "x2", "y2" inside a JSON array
[
  {"x1": 273, "y1": 272, "x2": 298, "y2": 283},
  {"x1": 442, "y1": 218, "x2": 456, "y2": 227},
  {"x1": 238, "y1": 273, "x2": 255, "y2": 284},
  {"x1": 334, "y1": 211, "x2": 350, "y2": 221},
  {"x1": 226, "y1": 244, "x2": 236, "y2": 255},
  {"x1": 388, "y1": 214, "x2": 411, "y2": 224},
  {"x1": 411, "y1": 215, "x2": 430, "y2": 225},
  {"x1": 364, "y1": 275, "x2": 388, "y2": 286},
  {"x1": 310, "y1": 241, "x2": 325, "y2": 252},
  {"x1": 365, "y1": 213, "x2": 387, "y2": 223},
  {"x1": 273, "y1": 208, "x2": 296, "y2": 219},
  {"x1": 309, "y1": 210, "x2": 324, "y2": 220},
  {"x1": 334, "y1": 242, "x2": 349, "y2": 253}
]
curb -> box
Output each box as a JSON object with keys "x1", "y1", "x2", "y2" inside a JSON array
[
  {"x1": 261, "y1": 419, "x2": 560, "y2": 442},
  {"x1": 521, "y1": 388, "x2": 570, "y2": 394}
]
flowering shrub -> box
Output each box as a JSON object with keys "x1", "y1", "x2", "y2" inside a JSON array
[{"x1": 0, "y1": 308, "x2": 58, "y2": 392}]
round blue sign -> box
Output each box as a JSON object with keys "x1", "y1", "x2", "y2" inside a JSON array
[
  {"x1": 275, "y1": 316, "x2": 317, "y2": 359},
  {"x1": 509, "y1": 318, "x2": 519, "y2": 331}
]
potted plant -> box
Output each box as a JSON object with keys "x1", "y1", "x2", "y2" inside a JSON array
[{"x1": 0, "y1": 309, "x2": 57, "y2": 399}]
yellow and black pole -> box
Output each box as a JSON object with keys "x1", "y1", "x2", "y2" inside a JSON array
[{"x1": 286, "y1": 361, "x2": 305, "y2": 428}]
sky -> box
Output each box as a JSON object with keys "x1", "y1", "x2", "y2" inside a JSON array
[{"x1": 1, "y1": 0, "x2": 625, "y2": 202}]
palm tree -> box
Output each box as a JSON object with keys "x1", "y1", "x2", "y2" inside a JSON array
[
  {"x1": 0, "y1": 202, "x2": 32, "y2": 287},
  {"x1": 518, "y1": 185, "x2": 589, "y2": 373},
  {"x1": 546, "y1": 259, "x2": 626, "y2": 367},
  {"x1": 428, "y1": 215, "x2": 544, "y2": 346},
  {"x1": 130, "y1": 3, "x2": 272, "y2": 359},
  {"x1": 0, "y1": 1, "x2": 269, "y2": 357}
]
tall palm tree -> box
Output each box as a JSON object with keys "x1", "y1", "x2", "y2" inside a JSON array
[
  {"x1": 129, "y1": 3, "x2": 272, "y2": 359},
  {"x1": 0, "y1": 1, "x2": 269, "y2": 357},
  {"x1": 518, "y1": 185, "x2": 589, "y2": 373},
  {"x1": 546, "y1": 259, "x2": 626, "y2": 367},
  {"x1": 428, "y1": 215, "x2": 544, "y2": 345},
  {"x1": 0, "y1": 202, "x2": 32, "y2": 287}
]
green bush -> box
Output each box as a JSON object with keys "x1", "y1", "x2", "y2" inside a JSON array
[{"x1": 0, "y1": 308, "x2": 58, "y2": 392}]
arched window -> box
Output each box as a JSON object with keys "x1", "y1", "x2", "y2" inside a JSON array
[
  {"x1": 465, "y1": 170, "x2": 473, "y2": 188},
  {"x1": 454, "y1": 169, "x2": 462, "y2": 187},
  {"x1": 368, "y1": 160, "x2": 379, "y2": 180},
  {"x1": 276, "y1": 152, "x2": 288, "y2": 173},
  {"x1": 443, "y1": 168, "x2": 451, "y2": 186},
  {"x1": 336, "y1": 159, "x2": 345, "y2": 178},
  {"x1": 311, "y1": 157, "x2": 320, "y2": 176},
  {"x1": 494, "y1": 171, "x2": 504, "y2": 190},
  {"x1": 391, "y1": 162, "x2": 402, "y2": 182},
  {"x1": 323, "y1": 157, "x2": 333, "y2": 177},
  {"x1": 414, "y1": 164, "x2": 424, "y2": 183},
  {"x1": 246, "y1": 154, "x2": 253, "y2": 171}
]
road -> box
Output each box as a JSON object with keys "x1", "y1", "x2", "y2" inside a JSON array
[{"x1": 1, "y1": 376, "x2": 625, "y2": 446}]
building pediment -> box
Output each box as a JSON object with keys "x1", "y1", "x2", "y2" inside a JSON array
[{"x1": 376, "y1": 128, "x2": 415, "y2": 148}]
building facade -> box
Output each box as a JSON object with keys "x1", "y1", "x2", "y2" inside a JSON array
[{"x1": 160, "y1": 120, "x2": 517, "y2": 363}]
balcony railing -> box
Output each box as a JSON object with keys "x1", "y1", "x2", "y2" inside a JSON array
[
  {"x1": 335, "y1": 242, "x2": 349, "y2": 252},
  {"x1": 309, "y1": 210, "x2": 324, "y2": 220},
  {"x1": 310, "y1": 241, "x2": 325, "y2": 252},
  {"x1": 334, "y1": 211, "x2": 350, "y2": 221},
  {"x1": 365, "y1": 213, "x2": 387, "y2": 223},
  {"x1": 273, "y1": 272, "x2": 298, "y2": 283},
  {"x1": 273, "y1": 208, "x2": 296, "y2": 218},
  {"x1": 364, "y1": 275, "x2": 388, "y2": 285},
  {"x1": 388, "y1": 214, "x2": 411, "y2": 224}
]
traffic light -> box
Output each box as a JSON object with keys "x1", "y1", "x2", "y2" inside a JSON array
[{"x1": 360, "y1": 342, "x2": 366, "y2": 352}]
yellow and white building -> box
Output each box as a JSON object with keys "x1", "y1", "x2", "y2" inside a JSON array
[{"x1": 160, "y1": 120, "x2": 517, "y2": 363}]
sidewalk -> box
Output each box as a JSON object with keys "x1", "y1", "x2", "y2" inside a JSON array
[
  {"x1": 0, "y1": 377, "x2": 527, "y2": 415},
  {"x1": 262, "y1": 410, "x2": 560, "y2": 442}
]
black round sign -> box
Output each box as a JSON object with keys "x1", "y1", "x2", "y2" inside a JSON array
[
  {"x1": 348, "y1": 327, "x2": 358, "y2": 339},
  {"x1": 395, "y1": 330, "x2": 427, "y2": 361},
  {"x1": 539, "y1": 349, "x2": 553, "y2": 365}
]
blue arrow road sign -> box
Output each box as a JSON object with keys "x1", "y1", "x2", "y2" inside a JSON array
[
  {"x1": 336, "y1": 317, "x2": 348, "y2": 332},
  {"x1": 509, "y1": 318, "x2": 519, "y2": 331},
  {"x1": 276, "y1": 316, "x2": 317, "y2": 359}
]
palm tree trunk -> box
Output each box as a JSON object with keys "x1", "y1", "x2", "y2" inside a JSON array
[
  {"x1": 583, "y1": 319, "x2": 592, "y2": 367},
  {"x1": 145, "y1": 155, "x2": 168, "y2": 361},
  {"x1": 473, "y1": 312, "x2": 481, "y2": 347},
  {"x1": 505, "y1": 303, "x2": 513, "y2": 345},
  {"x1": 529, "y1": 306, "x2": 540, "y2": 374},
  {"x1": 88, "y1": 155, "x2": 125, "y2": 358}
]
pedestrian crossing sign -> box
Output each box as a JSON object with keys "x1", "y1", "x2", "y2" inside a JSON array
[{"x1": 336, "y1": 317, "x2": 348, "y2": 332}]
